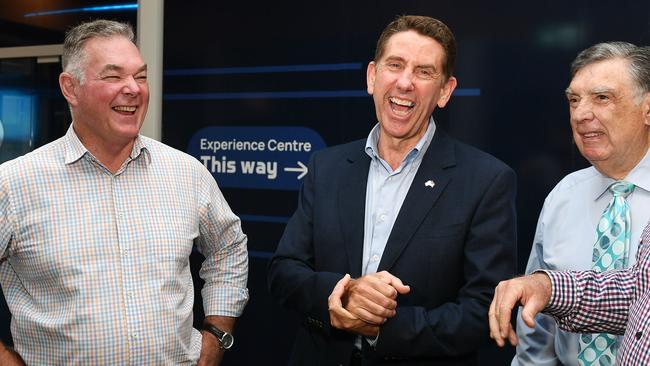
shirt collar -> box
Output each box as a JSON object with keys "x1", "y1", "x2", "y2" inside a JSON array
[
  {"x1": 364, "y1": 117, "x2": 437, "y2": 163},
  {"x1": 63, "y1": 124, "x2": 151, "y2": 166},
  {"x1": 595, "y1": 147, "x2": 650, "y2": 199}
]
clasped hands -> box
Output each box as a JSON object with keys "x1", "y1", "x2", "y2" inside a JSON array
[{"x1": 327, "y1": 271, "x2": 410, "y2": 337}]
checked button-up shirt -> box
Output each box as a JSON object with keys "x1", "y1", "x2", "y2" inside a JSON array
[
  {"x1": 544, "y1": 222, "x2": 650, "y2": 366},
  {"x1": 0, "y1": 126, "x2": 248, "y2": 365}
]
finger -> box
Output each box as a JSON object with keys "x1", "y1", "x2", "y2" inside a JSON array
[
  {"x1": 375, "y1": 271, "x2": 411, "y2": 296},
  {"x1": 488, "y1": 297, "x2": 505, "y2": 347},
  {"x1": 388, "y1": 275, "x2": 410, "y2": 295},
  {"x1": 328, "y1": 274, "x2": 351, "y2": 310},
  {"x1": 507, "y1": 327, "x2": 519, "y2": 346},
  {"x1": 367, "y1": 273, "x2": 400, "y2": 298},
  {"x1": 348, "y1": 286, "x2": 397, "y2": 313},
  {"x1": 521, "y1": 300, "x2": 543, "y2": 328},
  {"x1": 347, "y1": 290, "x2": 396, "y2": 317},
  {"x1": 348, "y1": 278, "x2": 398, "y2": 307},
  {"x1": 351, "y1": 306, "x2": 389, "y2": 325}
]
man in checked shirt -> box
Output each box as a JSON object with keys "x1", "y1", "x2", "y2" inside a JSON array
[
  {"x1": 0, "y1": 20, "x2": 248, "y2": 365},
  {"x1": 488, "y1": 46, "x2": 650, "y2": 366}
]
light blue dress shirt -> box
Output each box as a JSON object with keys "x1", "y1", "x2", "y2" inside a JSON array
[
  {"x1": 362, "y1": 118, "x2": 435, "y2": 276},
  {"x1": 354, "y1": 118, "x2": 434, "y2": 348},
  {"x1": 512, "y1": 148, "x2": 650, "y2": 366}
]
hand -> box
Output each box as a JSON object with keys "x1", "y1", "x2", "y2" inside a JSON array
[
  {"x1": 328, "y1": 274, "x2": 380, "y2": 337},
  {"x1": 488, "y1": 272, "x2": 552, "y2": 347},
  {"x1": 344, "y1": 271, "x2": 410, "y2": 324},
  {"x1": 0, "y1": 344, "x2": 26, "y2": 366}
]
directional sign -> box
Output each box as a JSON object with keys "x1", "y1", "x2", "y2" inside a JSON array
[{"x1": 187, "y1": 126, "x2": 327, "y2": 190}]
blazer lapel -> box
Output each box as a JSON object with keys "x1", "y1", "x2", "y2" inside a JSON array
[
  {"x1": 338, "y1": 145, "x2": 371, "y2": 278},
  {"x1": 377, "y1": 130, "x2": 457, "y2": 272}
]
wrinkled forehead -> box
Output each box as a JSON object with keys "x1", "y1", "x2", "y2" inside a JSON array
[{"x1": 381, "y1": 31, "x2": 447, "y2": 65}]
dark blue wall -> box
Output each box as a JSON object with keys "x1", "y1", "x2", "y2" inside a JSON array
[
  {"x1": 2, "y1": 1, "x2": 650, "y2": 365},
  {"x1": 161, "y1": 1, "x2": 650, "y2": 365}
]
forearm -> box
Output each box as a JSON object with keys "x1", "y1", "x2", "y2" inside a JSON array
[
  {"x1": 0, "y1": 342, "x2": 26, "y2": 366},
  {"x1": 198, "y1": 316, "x2": 237, "y2": 366},
  {"x1": 268, "y1": 256, "x2": 341, "y2": 325},
  {"x1": 376, "y1": 300, "x2": 489, "y2": 358},
  {"x1": 544, "y1": 270, "x2": 632, "y2": 334}
]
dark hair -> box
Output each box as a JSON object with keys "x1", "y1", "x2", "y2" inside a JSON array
[{"x1": 374, "y1": 15, "x2": 456, "y2": 78}]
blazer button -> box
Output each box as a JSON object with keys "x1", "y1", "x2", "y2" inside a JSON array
[{"x1": 636, "y1": 331, "x2": 643, "y2": 340}]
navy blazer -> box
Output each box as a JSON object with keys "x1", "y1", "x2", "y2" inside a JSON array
[{"x1": 268, "y1": 129, "x2": 517, "y2": 366}]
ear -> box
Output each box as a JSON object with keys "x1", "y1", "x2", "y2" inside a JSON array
[
  {"x1": 366, "y1": 61, "x2": 377, "y2": 95},
  {"x1": 59, "y1": 72, "x2": 79, "y2": 107},
  {"x1": 436, "y1": 76, "x2": 457, "y2": 108}
]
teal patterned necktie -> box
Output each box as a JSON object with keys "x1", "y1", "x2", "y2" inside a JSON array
[{"x1": 577, "y1": 180, "x2": 635, "y2": 366}]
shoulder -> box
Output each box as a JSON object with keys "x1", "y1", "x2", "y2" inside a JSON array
[
  {"x1": 545, "y1": 166, "x2": 599, "y2": 201},
  {"x1": 141, "y1": 136, "x2": 205, "y2": 170},
  {"x1": 443, "y1": 135, "x2": 513, "y2": 177}
]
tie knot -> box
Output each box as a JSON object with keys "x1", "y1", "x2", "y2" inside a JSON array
[{"x1": 609, "y1": 181, "x2": 635, "y2": 198}]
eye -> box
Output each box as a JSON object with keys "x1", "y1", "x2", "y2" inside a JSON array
[
  {"x1": 566, "y1": 96, "x2": 579, "y2": 107},
  {"x1": 416, "y1": 69, "x2": 435, "y2": 80},
  {"x1": 385, "y1": 62, "x2": 402, "y2": 70},
  {"x1": 102, "y1": 75, "x2": 121, "y2": 81},
  {"x1": 135, "y1": 75, "x2": 148, "y2": 83},
  {"x1": 596, "y1": 94, "x2": 610, "y2": 102}
]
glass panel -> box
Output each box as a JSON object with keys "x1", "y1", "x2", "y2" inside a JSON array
[{"x1": 0, "y1": 57, "x2": 68, "y2": 163}]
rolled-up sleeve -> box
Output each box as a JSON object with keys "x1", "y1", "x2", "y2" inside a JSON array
[{"x1": 195, "y1": 166, "x2": 249, "y2": 317}]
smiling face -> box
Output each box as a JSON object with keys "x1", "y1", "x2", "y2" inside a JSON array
[
  {"x1": 566, "y1": 58, "x2": 650, "y2": 178},
  {"x1": 60, "y1": 35, "x2": 149, "y2": 150},
  {"x1": 367, "y1": 30, "x2": 456, "y2": 154}
]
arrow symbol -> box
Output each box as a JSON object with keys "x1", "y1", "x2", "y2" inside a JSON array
[{"x1": 284, "y1": 161, "x2": 308, "y2": 179}]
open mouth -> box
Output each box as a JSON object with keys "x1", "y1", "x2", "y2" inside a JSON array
[
  {"x1": 112, "y1": 105, "x2": 137, "y2": 115},
  {"x1": 582, "y1": 131, "x2": 605, "y2": 139},
  {"x1": 389, "y1": 97, "x2": 415, "y2": 116}
]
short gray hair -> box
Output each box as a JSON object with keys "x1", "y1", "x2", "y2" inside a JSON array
[
  {"x1": 62, "y1": 19, "x2": 135, "y2": 83},
  {"x1": 571, "y1": 42, "x2": 650, "y2": 100}
]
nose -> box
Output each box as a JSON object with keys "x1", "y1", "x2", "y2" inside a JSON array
[
  {"x1": 395, "y1": 70, "x2": 415, "y2": 92},
  {"x1": 121, "y1": 75, "x2": 141, "y2": 96}
]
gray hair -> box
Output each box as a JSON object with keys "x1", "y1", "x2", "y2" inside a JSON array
[
  {"x1": 62, "y1": 20, "x2": 135, "y2": 84},
  {"x1": 571, "y1": 42, "x2": 650, "y2": 100}
]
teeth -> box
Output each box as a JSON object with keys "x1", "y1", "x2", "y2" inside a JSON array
[
  {"x1": 113, "y1": 106, "x2": 136, "y2": 112},
  {"x1": 584, "y1": 132, "x2": 602, "y2": 138},
  {"x1": 389, "y1": 97, "x2": 414, "y2": 107}
]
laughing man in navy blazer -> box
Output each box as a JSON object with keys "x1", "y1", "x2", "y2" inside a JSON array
[{"x1": 268, "y1": 15, "x2": 517, "y2": 366}]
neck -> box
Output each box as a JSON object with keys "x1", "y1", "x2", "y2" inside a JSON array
[
  {"x1": 377, "y1": 137, "x2": 418, "y2": 170},
  {"x1": 72, "y1": 125, "x2": 135, "y2": 174},
  {"x1": 595, "y1": 148, "x2": 649, "y2": 181}
]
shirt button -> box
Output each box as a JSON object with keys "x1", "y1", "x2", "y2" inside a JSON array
[
  {"x1": 371, "y1": 254, "x2": 380, "y2": 262},
  {"x1": 121, "y1": 249, "x2": 128, "y2": 256},
  {"x1": 127, "y1": 291, "x2": 134, "y2": 298},
  {"x1": 380, "y1": 214, "x2": 387, "y2": 221},
  {"x1": 636, "y1": 331, "x2": 643, "y2": 340},
  {"x1": 131, "y1": 333, "x2": 138, "y2": 340}
]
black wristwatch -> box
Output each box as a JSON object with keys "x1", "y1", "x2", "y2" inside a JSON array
[{"x1": 202, "y1": 323, "x2": 234, "y2": 349}]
